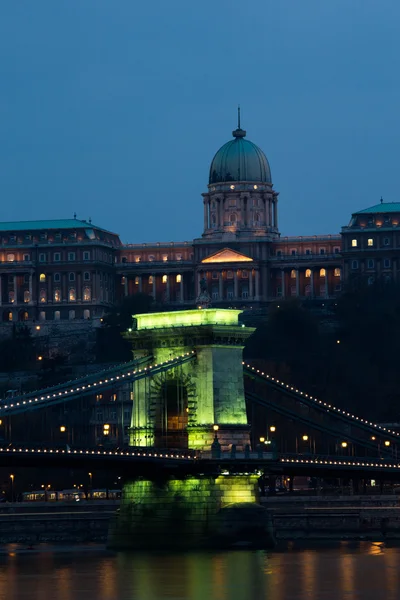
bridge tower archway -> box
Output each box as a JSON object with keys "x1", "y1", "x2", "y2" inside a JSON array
[{"x1": 126, "y1": 309, "x2": 255, "y2": 452}]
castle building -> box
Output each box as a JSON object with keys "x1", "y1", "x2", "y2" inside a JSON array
[{"x1": 0, "y1": 121, "x2": 398, "y2": 323}]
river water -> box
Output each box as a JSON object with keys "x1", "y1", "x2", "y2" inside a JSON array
[{"x1": 0, "y1": 542, "x2": 398, "y2": 600}]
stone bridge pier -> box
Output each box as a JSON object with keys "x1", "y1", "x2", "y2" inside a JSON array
[{"x1": 125, "y1": 309, "x2": 255, "y2": 452}]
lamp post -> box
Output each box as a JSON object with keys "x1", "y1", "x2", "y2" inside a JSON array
[
  {"x1": 211, "y1": 425, "x2": 221, "y2": 458},
  {"x1": 10, "y1": 474, "x2": 14, "y2": 503}
]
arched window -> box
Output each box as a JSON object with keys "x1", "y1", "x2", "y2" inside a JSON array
[
  {"x1": 305, "y1": 269, "x2": 311, "y2": 278},
  {"x1": 149, "y1": 275, "x2": 154, "y2": 285},
  {"x1": 229, "y1": 213, "x2": 237, "y2": 224},
  {"x1": 162, "y1": 275, "x2": 168, "y2": 284},
  {"x1": 8, "y1": 291, "x2": 15, "y2": 303},
  {"x1": 20, "y1": 311, "x2": 28, "y2": 322},
  {"x1": 176, "y1": 274, "x2": 182, "y2": 283},
  {"x1": 69, "y1": 273, "x2": 75, "y2": 282},
  {"x1": 290, "y1": 269, "x2": 297, "y2": 279},
  {"x1": 24, "y1": 290, "x2": 30, "y2": 303},
  {"x1": 54, "y1": 289, "x2": 61, "y2": 303},
  {"x1": 54, "y1": 311, "x2": 60, "y2": 320},
  {"x1": 83, "y1": 287, "x2": 91, "y2": 301},
  {"x1": 83, "y1": 309, "x2": 90, "y2": 320},
  {"x1": 69, "y1": 288, "x2": 76, "y2": 302},
  {"x1": 69, "y1": 310, "x2": 75, "y2": 320},
  {"x1": 39, "y1": 311, "x2": 46, "y2": 321},
  {"x1": 39, "y1": 273, "x2": 46, "y2": 282},
  {"x1": 320, "y1": 268, "x2": 326, "y2": 277},
  {"x1": 7, "y1": 254, "x2": 14, "y2": 262},
  {"x1": 334, "y1": 268, "x2": 341, "y2": 277},
  {"x1": 40, "y1": 289, "x2": 47, "y2": 303}
]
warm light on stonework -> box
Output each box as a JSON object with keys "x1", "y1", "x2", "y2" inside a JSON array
[
  {"x1": 202, "y1": 248, "x2": 253, "y2": 264},
  {"x1": 132, "y1": 308, "x2": 243, "y2": 330}
]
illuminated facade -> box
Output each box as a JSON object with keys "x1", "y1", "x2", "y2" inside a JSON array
[{"x1": 1, "y1": 122, "x2": 398, "y2": 323}]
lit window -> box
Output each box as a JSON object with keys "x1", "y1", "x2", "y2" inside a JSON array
[
  {"x1": 290, "y1": 269, "x2": 296, "y2": 279},
  {"x1": 111, "y1": 394, "x2": 117, "y2": 402},
  {"x1": 24, "y1": 291, "x2": 30, "y2": 303},
  {"x1": 21, "y1": 311, "x2": 28, "y2": 321},
  {"x1": 176, "y1": 253, "x2": 182, "y2": 261},
  {"x1": 176, "y1": 274, "x2": 182, "y2": 283},
  {"x1": 7, "y1": 254, "x2": 14, "y2": 262},
  {"x1": 148, "y1": 255, "x2": 155, "y2": 262},
  {"x1": 8, "y1": 291, "x2": 14, "y2": 304},
  {"x1": 320, "y1": 268, "x2": 326, "y2": 277},
  {"x1": 162, "y1": 255, "x2": 168, "y2": 262},
  {"x1": 39, "y1": 273, "x2": 46, "y2": 282},
  {"x1": 54, "y1": 311, "x2": 60, "y2": 320},
  {"x1": 162, "y1": 275, "x2": 168, "y2": 284},
  {"x1": 351, "y1": 239, "x2": 357, "y2": 247},
  {"x1": 7, "y1": 312, "x2": 12, "y2": 322},
  {"x1": 148, "y1": 275, "x2": 154, "y2": 285},
  {"x1": 40, "y1": 289, "x2": 47, "y2": 303},
  {"x1": 368, "y1": 238, "x2": 373, "y2": 247},
  {"x1": 334, "y1": 268, "x2": 341, "y2": 277},
  {"x1": 83, "y1": 287, "x2": 91, "y2": 301},
  {"x1": 69, "y1": 288, "x2": 76, "y2": 302},
  {"x1": 135, "y1": 276, "x2": 139, "y2": 285},
  {"x1": 54, "y1": 289, "x2": 61, "y2": 303},
  {"x1": 134, "y1": 255, "x2": 140, "y2": 263},
  {"x1": 305, "y1": 269, "x2": 311, "y2": 278}
]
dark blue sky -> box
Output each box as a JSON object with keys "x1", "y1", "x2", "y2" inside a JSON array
[{"x1": 1, "y1": 0, "x2": 399, "y2": 243}]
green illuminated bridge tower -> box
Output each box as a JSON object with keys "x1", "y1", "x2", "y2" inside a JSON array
[{"x1": 125, "y1": 309, "x2": 255, "y2": 452}]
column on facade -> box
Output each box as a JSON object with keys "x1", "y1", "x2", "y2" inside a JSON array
[
  {"x1": 165, "y1": 275, "x2": 170, "y2": 302},
  {"x1": 249, "y1": 270, "x2": 253, "y2": 299},
  {"x1": 273, "y1": 201, "x2": 278, "y2": 228},
  {"x1": 13, "y1": 276, "x2": 17, "y2": 305},
  {"x1": 180, "y1": 274, "x2": 184, "y2": 303},
  {"x1": 138, "y1": 275, "x2": 142, "y2": 293},
  {"x1": 0, "y1": 275, "x2": 2, "y2": 306},
  {"x1": 152, "y1": 274, "x2": 156, "y2": 299},
  {"x1": 325, "y1": 268, "x2": 329, "y2": 298},
  {"x1": 255, "y1": 269, "x2": 260, "y2": 300},
  {"x1": 28, "y1": 273, "x2": 33, "y2": 304},
  {"x1": 233, "y1": 270, "x2": 239, "y2": 300},
  {"x1": 219, "y1": 271, "x2": 223, "y2": 300},
  {"x1": 124, "y1": 276, "x2": 128, "y2": 296},
  {"x1": 281, "y1": 270, "x2": 285, "y2": 298},
  {"x1": 203, "y1": 199, "x2": 208, "y2": 230},
  {"x1": 309, "y1": 269, "x2": 314, "y2": 298},
  {"x1": 295, "y1": 269, "x2": 300, "y2": 297},
  {"x1": 219, "y1": 197, "x2": 224, "y2": 228}
]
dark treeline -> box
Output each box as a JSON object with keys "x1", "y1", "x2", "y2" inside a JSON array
[{"x1": 244, "y1": 280, "x2": 400, "y2": 422}]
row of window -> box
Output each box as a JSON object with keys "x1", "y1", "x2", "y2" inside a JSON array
[
  {"x1": 4, "y1": 309, "x2": 91, "y2": 322},
  {"x1": 7, "y1": 287, "x2": 92, "y2": 304},
  {"x1": 289, "y1": 268, "x2": 341, "y2": 278},
  {"x1": 351, "y1": 237, "x2": 392, "y2": 248},
  {"x1": 276, "y1": 248, "x2": 341, "y2": 257},
  {"x1": 5, "y1": 251, "x2": 92, "y2": 263},
  {"x1": 121, "y1": 253, "x2": 186, "y2": 263},
  {"x1": 39, "y1": 272, "x2": 91, "y2": 283},
  {"x1": 351, "y1": 258, "x2": 392, "y2": 269}
]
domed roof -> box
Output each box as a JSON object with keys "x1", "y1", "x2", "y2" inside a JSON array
[{"x1": 209, "y1": 126, "x2": 271, "y2": 185}]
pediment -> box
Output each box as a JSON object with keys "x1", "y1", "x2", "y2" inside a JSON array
[{"x1": 201, "y1": 248, "x2": 253, "y2": 264}]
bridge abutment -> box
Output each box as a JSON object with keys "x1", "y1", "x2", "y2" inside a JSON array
[{"x1": 108, "y1": 474, "x2": 275, "y2": 550}]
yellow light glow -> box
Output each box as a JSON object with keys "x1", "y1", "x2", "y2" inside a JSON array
[
  {"x1": 259, "y1": 437, "x2": 265, "y2": 443},
  {"x1": 37, "y1": 356, "x2": 43, "y2": 361},
  {"x1": 384, "y1": 441, "x2": 390, "y2": 447},
  {"x1": 104, "y1": 424, "x2": 110, "y2": 430},
  {"x1": 60, "y1": 426, "x2": 66, "y2": 432},
  {"x1": 133, "y1": 308, "x2": 243, "y2": 330},
  {"x1": 341, "y1": 442, "x2": 348, "y2": 448},
  {"x1": 202, "y1": 248, "x2": 253, "y2": 264},
  {"x1": 371, "y1": 436, "x2": 376, "y2": 441},
  {"x1": 176, "y1": 274, "x2": 182, "y2": 283},
  {"x1": 270, "y1": 426, "x2": 276, "y2": 432},
  {"x1": 213, "y1": 424, "x2": 219, "y2": 432},
  {"x1": 302, "y1": 435, "x2": 308, "y2": 442}
]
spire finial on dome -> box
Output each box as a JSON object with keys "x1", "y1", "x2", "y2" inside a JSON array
[{"x1": 232, "y1": 106, "x2": 246, "y2": 138}]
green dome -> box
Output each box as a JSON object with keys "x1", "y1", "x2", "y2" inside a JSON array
[{"x1": 209, "y1": 127, "x2": 271, "y2": 185}]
